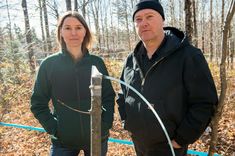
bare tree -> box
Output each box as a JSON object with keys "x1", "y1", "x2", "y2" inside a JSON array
[
  {"x1": 112, "y1": 0, "x2": 121, "y2": 50},
  {"x1": 74, "y1": 0, "x2": 78, "y2": 11},
  {"x1": 178, "y1": 0, "x2": 185, "y2": 29},
  {"x1": 130, "y1": 0, "x2": 137, "y2": 41},
  {"x1": 208, "y1": 0, "x2": 235, "y2": 155},
  {"x1": 169, "y1": 0, "x2": 175, "y2": 26},
  {"x1": 42, "y1": 0, "x2": 52, "y2": 52},
  {"x1": 209, "y1": 0, "x2": 214, "y2": 61},
  {"x1": 65, "y1": 0, "x2": 72, "y2": 11},
  {"x1": 214, "y1": 0, "x2": 221, "y2": 64},
  {"x1": 109, "y1": 1, "x2": 116, "y2": 51},
  {"x1": 123, "y1": 0, "x2": 131, "y2": 50},
  {"x1": 90, "y1": 0, "x2": 101, "y2": 50},
  {"x1": 0, "y1": 28, "x2": 4, "y2": 52},
  {"x1": 21, "y1": 0, "x2": 35, "y2": 73},
  {"x1": 79, "y1": 0, "x2": 90, "y2": 24},
  {"x1": 50, "y1": 0, "x2": 59, "y2": 20},
  {"x1": 5, "y1": 0, "x2": 13, "y2": 53},
  {"x1": 38, "y1": 0, "x2": 47, "y2": 54},
  {"x1": 100, "y1": 0, "x2": 109, "y2": 52},
  {"x1": 100, "y1": 1, "x2": 106, "y2": 50},
  {"x1": 0, "y1": 27, "x2": 5, "y2": 82},
  {"x1": 200, "y1": 1, "x2": 206, "y2": 53},
  {"x1": 184, "y1": 0, "x2": 193, "y2": 43},
  {"x1": 229, "y1": 24, "x2": 234, "y2": 69},
  {"x1": 221, "y1": 0, "x2": 225, "y2": 30},
  {"x1": 192, "y1": 0, "x2": 198, "y2": 47}
]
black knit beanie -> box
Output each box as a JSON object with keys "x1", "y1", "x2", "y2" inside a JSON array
[{"x1": 133, "y1": 0, "x2": 165, "y2": 21}]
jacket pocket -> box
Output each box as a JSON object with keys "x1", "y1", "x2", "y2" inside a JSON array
[
  {"x1": 124, "y1": 96, "x2": 144, "y2": 135},
  {"x1": 144, "y1": 99, "x2": 174, "y2": 145},
  {"x1": 55, "y1": 102, "x2": 82, "y2": 147}
]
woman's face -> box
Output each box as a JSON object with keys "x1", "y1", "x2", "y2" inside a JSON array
[{"x1": 60, "y1": 17, "x2": 86, "y2": 49}]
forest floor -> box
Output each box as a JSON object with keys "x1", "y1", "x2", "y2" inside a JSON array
[{"x1": 0, "y1": 60, "x2": 234, "y2": 156}]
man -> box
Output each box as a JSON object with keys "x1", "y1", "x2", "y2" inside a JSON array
[{"x1": 116, "y1": 0, "x2": 218, "y2": 156}]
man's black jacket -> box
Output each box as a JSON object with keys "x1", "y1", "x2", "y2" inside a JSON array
[{"x1": 117, "y1": 27, "x2": 218, "y2": 148}]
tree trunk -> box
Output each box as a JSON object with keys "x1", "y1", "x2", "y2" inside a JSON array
[
  {"x1": 221, "y1": 0, "x2": 225, "y2": 29},
  {"x1": 65, "y1": 0, "x2": 72, "y2": 11},
  {"x1": 214, "y1": 0, "x2": 222, "y2": 65},
  {"x1": 230, "y1": 38, "x2": 234, "y2": 69},
  {"x1": 209, "y1": 0, "x2": 214, "y2": 61},
  {"x1": 104, "y1": 1, "x2": 109, "y2": 52},
  {"x1": 184, "y1": 0, "x2": 193, "y2": 43},
  {"x1": 130, "y1": 0, "x2": 137, "y2": 42},
  {"x1": 42, "y1": 0, "x2": 52, "y2": 52},
  {"x1": 91, "y1": 0, "x2": 101, "y2": 51},
  {"x1": 124, "y1": 0, "x2": 131, "y2": 51},
  {"x1": 38, "y1": 0, "x2": 47, "y2": 55},
  {"x1": 169, "y1": 0, "x2": 175, "y2": 26},
  {"x1": 109, "y1": 3, "x2": 115, "y2": 51},
  {"x1": 22, "y1": 0, "x2": 35, "y2": 73},
  {"x1": 179, "y1": 0, "x2": 184, "y2": 29},
  {"x1": 53, "y1": 0, "x2": 59, "y2": 20},
  {"x1": 208, "y1": 1, "x2": 235, "y2": 155},
  {"x1": 229, "y1": 26, "x2": 234, "y2": 69},
  {"x1": 74, "y1": 0, "x2": 78, "y2": 11},
  {"x1": 6, "y1": 0, "x2": 13, "y2": 53},
  {"x1": 192, "y1": 0, "x2": 198, "y2": 47},
  {"x1": 81, "y1": 0, "x2": 89, "y2": 19},
  {"x1": 116, "y1": 0, "x2": 121, "y2": 49},
  {"x1": 227, "y1": 28, "x2": 231, "y2": 68},
  {"x1": 100, "y1": 3, "x2": 105, "y2": 51}
]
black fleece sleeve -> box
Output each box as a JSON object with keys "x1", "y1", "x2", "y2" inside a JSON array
[{"x1": 174, "y1": 50, "x2": 218, "y2": 146}]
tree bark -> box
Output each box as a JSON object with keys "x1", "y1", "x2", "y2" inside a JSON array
[
  {"x1": 169, "y1": 0, "x2": 175, "y2": 26},
  {"x1": 42, "y1": 0, "x2": 52, "y2": 52},
  {"x1": 130, "y1": 0, "x2": 137, "y2": 41},
  {"x1": 81, "y1": 0, "x2": 89, "y2": 19},
  {"x1": 74, "y1": 0, "x2": 78, "y2": 11},
  {"x1": 65, "y1": 0, "x2": 72, "y2": 11},
  {"x1": 91, "y1": 0, "x2": 101, "y2": 51},
  {"x1": 123, "y1": 0, "x2": 131, "y2": 51},
  {"x1": 38, "y1": 0, "x2": 47, "y2": 55},
  {"x1": 229, "y1": 25, "x2": 234, "y2": 69},
  {"x1": 209, "y1": 0, "x2": 214, "y2": 61},
  {"x1": 201, "y1": 1, "x2": 205, "y2": 53},
  {"x1": 208, "y1": 1, "x2": 235, "y2": 155},
  {"x1": 6, "y1": 0, "x2": 13, "y2": 53},
  {"x1": 192, "y1": 0, "x2": 198, "y2": 47},
  {"x1": 184, "y1": 0, "x2": 193, "y2": 43},
  {"x1": 22, "y1": 0, "x2": 35, "y2": 73},
  {"x1": 52, "y1": 0, "x2": 59, "y2": 20}
]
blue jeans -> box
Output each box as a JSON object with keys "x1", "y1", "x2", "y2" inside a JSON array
[{"x1": 50, "y1": 139, "x2": 108, "y2": 156}]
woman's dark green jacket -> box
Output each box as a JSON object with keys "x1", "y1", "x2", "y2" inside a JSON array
[{"x1": 30, "y1": 50, "x2": 115, "y2": 149}]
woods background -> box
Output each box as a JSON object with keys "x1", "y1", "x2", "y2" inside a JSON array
[{"x1": 0, "y1": 0, "x2": 235, "y2": 155}]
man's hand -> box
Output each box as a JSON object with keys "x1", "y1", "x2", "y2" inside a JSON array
[{"x1": 171, "y1": 140, "x2": 182, "y2": 149}]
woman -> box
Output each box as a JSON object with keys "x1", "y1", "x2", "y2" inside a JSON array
[{"x1": 30, "y1": 11, "x2": 115, "y2": 156}]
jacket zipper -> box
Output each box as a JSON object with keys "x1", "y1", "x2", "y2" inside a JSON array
[{"x1": 139, "y1": 57, "x2": 165, "y2": 91}]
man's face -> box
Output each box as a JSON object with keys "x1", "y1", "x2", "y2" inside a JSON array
[{"x1": 134, "y1": 9, "x2": 164, "y2": 43}]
